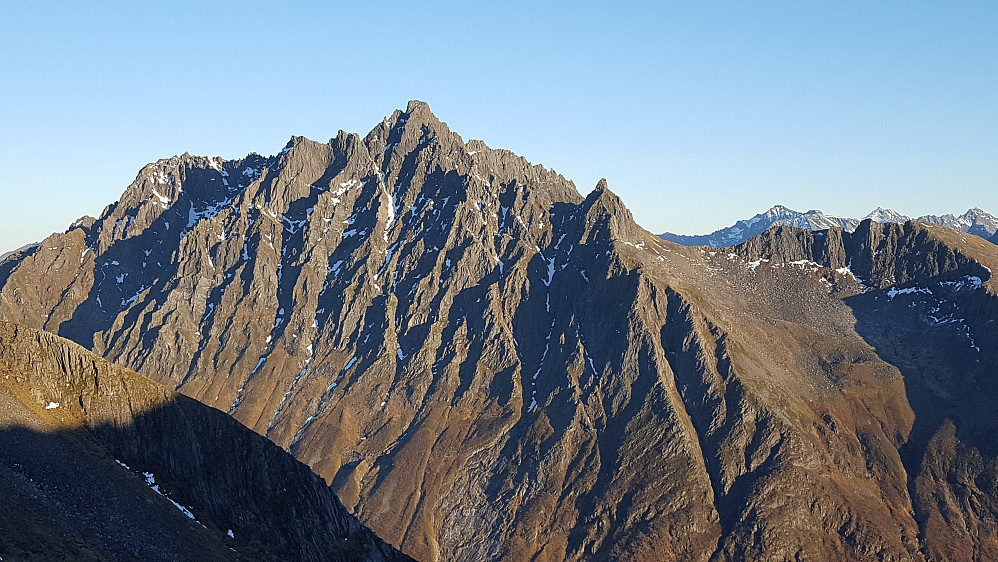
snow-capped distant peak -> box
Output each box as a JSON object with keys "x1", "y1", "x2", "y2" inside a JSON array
[
  {"x1": 762, "y1": 205, "x2": 793, "y2": 217},
  {"x1": 916, "y1": 208, "x2": 998, "y2": 238},
  {"x1": 660, "y1": 205, "x2": 997, "y2": 248},
  {"x1": 863, "y1": 207, "x2": 909, "y2": 224},
  {"x1": 659, "y1": 205, "x2": 858, "y2": 248}
]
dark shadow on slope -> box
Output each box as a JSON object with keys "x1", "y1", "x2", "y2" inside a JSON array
[
  {"x1": 843, "y1": 284, "x2": 998, "y2": 557},
  {"x1": 0, "y1": 394, "x2": 412, "y2": 562},
  {"x1": 0, "y1": 422, "x2": 234, "y2": 562},
  {"x1": 844, "y1": 287, "x2": 998, "y2": 460}
]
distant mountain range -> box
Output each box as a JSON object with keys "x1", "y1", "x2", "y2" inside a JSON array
[{"x1": 660, "y1": 206, "x2": 998, "y2": 247}]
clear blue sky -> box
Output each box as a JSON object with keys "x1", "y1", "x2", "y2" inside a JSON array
[{"x1": 2, "y1": 1, "x2": 996, "y2": 251}]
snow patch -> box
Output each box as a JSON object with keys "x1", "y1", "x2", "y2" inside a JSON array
[
  {"x1": 141, "y1": 471, "x2": 203, "y2": 525},
  {"x1": 939, "y1": 275, "x2": 984, "y2": 291},
  {"x1": 344, "y1": 356, "x2": 358, "y2": 371},
  {"x1": 252, "y1": 357, "x2": 266, "y2": 374},
  {"x1": 151, "y1": 188, "x2": 171, "y2": 209},
  {"x1": 886, "y1": 286, "x2": 932, "y2": 301},
  {"x1": 542, "y1": 256, "x2": 555, "y2": 286}
]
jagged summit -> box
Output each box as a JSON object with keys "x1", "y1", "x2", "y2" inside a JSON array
[
  {"x1": 103, "y1": 101, "x2": 578, "y2": 244},
  {"x1": 863, "y1": 206, "x2": 908, "y2": 223},
  {"x1": 584, "y1": 179, "x2": 635, "y2": 227},
  {"x1": 405, "y1": 98, "x2": 432, "y2": 114}
]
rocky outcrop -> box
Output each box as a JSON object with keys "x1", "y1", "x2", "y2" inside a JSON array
[
  {"x1": 733, "y1": 219, "x2": 992, "y2": 288},
  {"x1": 0, "y1": 321, "x2": 410, "y2": 561},
  {"x1": 2, "y1": 101, "x2": 997, "y2": 560}
]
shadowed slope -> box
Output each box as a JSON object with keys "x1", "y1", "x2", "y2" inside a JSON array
[{"x1": 0, "y1": 321, "x2": 410, "y2": 562}]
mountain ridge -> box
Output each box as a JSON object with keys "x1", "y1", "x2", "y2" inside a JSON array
[{"x1": 660, "y1": 204, "x2": 998, "y2": 248}]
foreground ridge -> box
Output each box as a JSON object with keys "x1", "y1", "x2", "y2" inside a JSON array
[{"x1": 0, "y1": 321, "x2": 411, "y2": 561}]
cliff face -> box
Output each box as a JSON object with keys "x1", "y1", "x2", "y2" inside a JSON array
[
  {"x1": 0, "y1": 321, "x2": 410, "y2": 562},
  {"x1": 2, "y1": 101, "x2": 997, "y2": 560},
  {"x1": 732, "y1": 221, "x2": 998, "y2": 561},
  {"x1": 733, "y1": 220, "x2": 992, "y2": 287}
]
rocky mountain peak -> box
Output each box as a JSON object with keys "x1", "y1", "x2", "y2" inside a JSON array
[
  {"x1": 863, "y1": 206, "x2": 909, "y2": 223},
  {"x1": 663, "y1": 204, "x2": 997, "y2": 248},
  {"x1": 916, "y1": 207, "x2": 998, "y2": 239},
  {"x1": 579, "y1": 178, "x2": 641, "y2": 242},
  {"x1": 405, "y1": 98, "x2": 432, "y2": 115},
  {"x1": 367, "y1": 100, "x2": 453, "y2": 149},
  {"x1": 660, "y1": 204, "x2": 858, "y2": 247},
  {"x1": 584, "y1": 178, "x2": 628, "y2": 217},
  {"x1": 764, "y1": 204, "x2": 793, "y2": 216}
]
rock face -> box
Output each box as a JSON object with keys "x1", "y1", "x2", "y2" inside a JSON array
[
  {"x1": 661, "y1": 205, "x2": 998, "y2": 248},
  {"x1": 1, "y1": 101, "x2": 997, "y2": 560},
  {"x1": 0, "y1": 321, "x2": 410, "y2": 562}
]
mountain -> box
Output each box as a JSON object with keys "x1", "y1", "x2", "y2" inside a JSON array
[
  {"x1": 661, "y1": 205, "x2": 998, "y2": 248},
  {"x1": 991, "y1": 230, "x2": 998, "y2": 245},
  {"x1": 916, "y1": 207, "x2": 998, "y2": 239},
  {"x1": 0, "y1": 321, "x2": 410, "y2": 561},
  {"x1": 1, "y1": 101, "x2": 997, "y2": 560},
  {"x1": 659, "y1": 205, "x2": 863, "y2": 247},
  {"x1": 862, "y1": 206, "x2": 910, "y2": 224}
]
